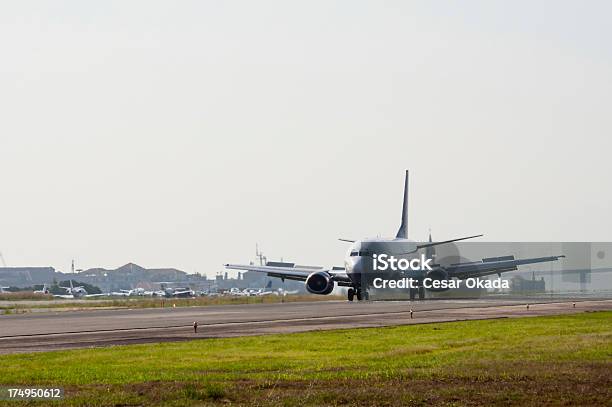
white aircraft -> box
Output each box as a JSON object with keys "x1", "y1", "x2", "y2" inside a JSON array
[
  {"x1": 143, "y1": 290, "x2": 166, "y2": 297},
  {"x1": 53, "y1": 280, "x2": 88, "y2": 299},
  {"x1": 164, "y1": 287, "x2": 195, "y2": 298},
  {"x1": 254, "y1": 281, "x2": 299, "y2": 296},
  {"x1": 254, "y1": 281, "x2": 274, "y2": 296},
  {"x1": 54, "y1": 280, "x2": 106, "y2": 299},
  {"x1": 110, "y1": 288, "x2": 153, "y2": 297},
  {"x1": 226, "y1": 171, "x2": 565, "y2": 301},
  {"x1": 271, "y1": 287, "x2": 299, "y2": 296},
  {"x1": 122, "y1": 288, "x2": 145, "y2": 296},
  {"x1": 226, "y1": 287, "x2": 246, "y2": 296},
  {"x1": 239, "y1": 281, "x2": 275, "y2": 296},
  {"x1": 34, "y1": 284, "x2": 49, "y2": 294}
]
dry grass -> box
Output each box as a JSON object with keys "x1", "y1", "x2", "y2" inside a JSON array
[
  {"x1": 0, "y1": 294, "x2": 344, "y2": 314},
  {"x1": 0, "y1": 292, "x2": 52, "y2": 301}
]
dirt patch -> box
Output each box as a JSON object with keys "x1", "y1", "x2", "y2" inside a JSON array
[{"x1": 62, "y1": 361, "x2": 611, "y2": 406}]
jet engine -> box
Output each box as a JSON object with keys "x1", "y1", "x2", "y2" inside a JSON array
[
  {"x1": 305, "y1": 271, "x2": 335, "y2": 295},
  {"x1": 424, "y1": 269, "x2": 451, "y2": 292}
]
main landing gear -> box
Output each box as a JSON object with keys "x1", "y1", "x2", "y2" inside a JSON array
[
  {"x1": 409, "y1": 286, "x2": 426, "y2": 300},
  {"x1": 347, "y1": 288, "x2": 369, "y2": 302}
]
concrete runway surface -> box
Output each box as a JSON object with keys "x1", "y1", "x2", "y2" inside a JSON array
[{"x1": 0, "y1": 299, "x2": 610, "y2": 354}]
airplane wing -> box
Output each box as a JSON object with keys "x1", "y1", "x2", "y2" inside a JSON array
[
  {"x1": 224, "y1": 263, "x2": 353, "y2": 286},
  {"x1": 442, "y1": 255, "x2": 565, "y2": 280}
]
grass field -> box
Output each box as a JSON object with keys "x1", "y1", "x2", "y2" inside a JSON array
[
  {"x1": 0, "y1": 312, "x2": 610, "y2": 406},
  {"x1": 0, "y1": 292, "x2": 52, "y2": 301},
  {"x1": 0, "y1": 294, "x2": 342, "y2": 314}
]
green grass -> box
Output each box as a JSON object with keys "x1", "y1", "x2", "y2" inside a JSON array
[{"x1": 0, "y1": 312, "x2": 610, "y2": 406}]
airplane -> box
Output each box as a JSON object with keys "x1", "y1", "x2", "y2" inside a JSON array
[
  {"x1": 54, "y1": 280, "x2": 107, "y2": 299},
  {"x1": 33, "y1": 284, "x2": 49, "y2": 294},
  {"x1": 225, "y1": 287, "x2": 247, "y2": 296},
  {"x1": 247, "y1": 281, "x2": 275, "y2": 296},
  {"x1": 122, "y1": 288, "x2": 145, "y2": 296},
  {"x1": 110, "y1": 290, "x2": 131, "y2": 297},
  {"x1": 258, "y1": 281, "x2": 299, "y2": 296},
  {"x1": 164, "y1": 287, "x2": 195, "y2": 298},
  {"x1": 110, "y1": 288, "x2": 163, "y2": 297},
  {"x1": 225, "y1": 171, "x2": 565, "y2": 301},
  {"x1": 109, "y1": 289, "x2": 136, "y2": 297},
  {"x1": 54, "y1": 279, "x2": 88, "y2": 299},
  {"x1": 256, "y1": 281, "x2": 276, "y2": 296},
  {"x1": 274, "y1": 287, "x2": 299, "y2": 296},
  {"x1": 143, "y1": 290, "x2": 166, "y2": 297},
  {"x1": 107, "y1": 287, "x2": 165, "y2": 297}
]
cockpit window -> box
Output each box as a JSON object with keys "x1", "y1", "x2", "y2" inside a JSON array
[
  {"x1": 350, "y1": 251, "x2": 358, "y2": 256},
  {"x1": 350, "y1": 251, "x2": 372, "y2": 257}
]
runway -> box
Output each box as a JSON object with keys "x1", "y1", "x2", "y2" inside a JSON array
[{"x1": 0, "y1": 299, "x2": 610, "y2": 354}]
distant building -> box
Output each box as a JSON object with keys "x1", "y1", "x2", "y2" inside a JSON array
[
  {"x1": 1, "y1": 262, "x2": 304, "y2": 294},
  {"x1": 0, "y1": 267, "x2": 57, "y2": 287},
  {"x1": 77, "y1": 263, "x2": 194, "y2": 292},
  {"x1": 510, "y1": 274, "x2": 546, "y2": 294}
]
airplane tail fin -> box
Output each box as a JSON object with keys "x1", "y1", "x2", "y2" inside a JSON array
[
  {"x1": 265, "y1": 280, "x2": 272, "y2": 289},
  {"x1": 395, "y1": 170, "x2": 409, "y2": 239}
]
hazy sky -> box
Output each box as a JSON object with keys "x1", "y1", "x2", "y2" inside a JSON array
[{"x1": 1, "y1": 1, "x2": 611, "y2": 275}]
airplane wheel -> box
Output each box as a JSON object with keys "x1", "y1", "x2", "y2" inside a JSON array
[
  {"x1": 348, "y1": 288, "x2": 355, "y2": 302},
  {"x1": 418, "y1": 286, "x2": 425, "y2": 300},
  {"x1": 356, "y1": 290, "x2": 363, "y2": 301}
]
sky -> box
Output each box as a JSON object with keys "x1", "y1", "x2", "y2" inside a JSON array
[{"x1": 1, "y1": 1, "x2": 611, "y2": 276}]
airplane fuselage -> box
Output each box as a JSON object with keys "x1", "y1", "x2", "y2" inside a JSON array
[{"x1": 344, "y1": 238, "x2": 424, "y2": 289}]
